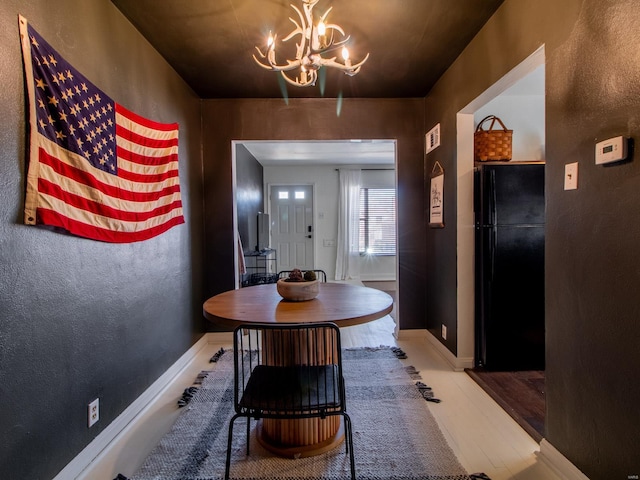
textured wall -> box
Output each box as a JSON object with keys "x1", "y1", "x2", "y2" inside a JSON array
[
  {"x1": 235, "y1": 144, "x2": 264, "y2": 254},
  {"x1": 544, "y1": 0, "x2": 640, "y2": 475},
  {"x1": 201, "y1": 98, "x2": 426, "y2": 331},
  {"x1": 0, "y1": 1, "x2": 203, "y2": 479},
  {"x1": 424, "y1": 0, "x2": 640, "y2": 477}
]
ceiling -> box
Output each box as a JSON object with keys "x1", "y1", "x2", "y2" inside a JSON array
[
  {"x1": 112, "y1": 0, "x2": 504, "y2": 100},
  {"x1": 242, "y1": 139, "x2": 396, "y2": 166}
]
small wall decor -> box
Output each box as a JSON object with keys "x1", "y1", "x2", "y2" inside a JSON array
[
  {"x1": 426, "y1": 123, "x2": 441, "y2": 154},
  {"x1": 429, "y1": 161, "x2": 444, "y2": 228}
]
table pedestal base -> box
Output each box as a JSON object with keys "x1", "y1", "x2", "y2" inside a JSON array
[{"x1": 256, "y1": 418, "x2": 345, "y2": 458}]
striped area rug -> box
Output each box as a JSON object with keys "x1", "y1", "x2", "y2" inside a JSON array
[{"x1": 129, "y1": 347, "x2": 487, "y2": 480}]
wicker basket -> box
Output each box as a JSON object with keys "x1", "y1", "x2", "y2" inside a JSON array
[{"x1": 474, "y1": 115, "x2": 512, "y2": 162}]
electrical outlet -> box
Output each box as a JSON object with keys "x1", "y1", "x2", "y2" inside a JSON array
[
  {"x1": 88, "y1": 398, "x2": 99, "y2": 428},
  {"x1": 441, "y1": 324, "x2": 447, "y2": 341}
]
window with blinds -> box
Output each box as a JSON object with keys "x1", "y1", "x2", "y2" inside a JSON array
[{"x1": 359, "y1": 188, "x2": 397, "y2": 255}]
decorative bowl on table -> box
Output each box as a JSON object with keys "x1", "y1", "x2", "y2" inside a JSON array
[
  {"x1": 276, "y1": 279, "x2": 319, "y2": 301},
  {"x1": 276, "y1": 269, "x2": 320, "y2": 301}
]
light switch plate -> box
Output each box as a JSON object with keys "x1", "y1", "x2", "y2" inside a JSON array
[{"x1": 564, "y1": 163, "x2": 578, "y2": 190}]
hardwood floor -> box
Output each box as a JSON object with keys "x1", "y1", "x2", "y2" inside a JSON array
[
  {"x1": 78, "y1": 315, "x2": 562, "y2": 480},
  {"x1": 465, "y1": 369, "x2": 545, "y2": 443}
]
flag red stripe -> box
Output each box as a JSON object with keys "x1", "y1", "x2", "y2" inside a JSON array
[
  {"x1": 39, "y1": 148, "x2": 180, "y2": 202},
  {"x1": 116, "y1": 164, "x2": 180, "y2": 184},
  {"x1": 115, "y1": 124, "x2": 179, "y2": 149},
  {"x1": 38, "y1": 178, "x2": 183, "y2": 222},
  {"x1": 37, "y1": 208, "x2": 185, "y2": 243},
  {"x1": 117, "y1": 145, "x2": 178, "y2": 166},
  {"x1": 115, "y1": 103, "x2": 179, "y2": 132}
]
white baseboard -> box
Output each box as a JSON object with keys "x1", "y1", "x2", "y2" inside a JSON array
[
  {"x1": 419, "y1": 329, "x2": 474, "y2": 371},
  {"x1": 537, "y1": 439, "x2": 590, "y2": 480},
  {"x1": 55, "y1": 334, "x2": 217, "y2": 480},
  {"x1": 396, "y1": 329, "x2": 472, "y2": 371}
]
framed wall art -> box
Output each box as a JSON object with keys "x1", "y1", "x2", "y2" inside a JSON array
[{"x1": 429, "y1": 161, "x2": 444, "y2": 228}]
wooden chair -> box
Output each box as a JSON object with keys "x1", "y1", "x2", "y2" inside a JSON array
[
  {"x1": 277, "y1": 269, "x2": 328, "y2": 282},
  {"x1": 225, "y1": 322, "x2": 355, "y2": 480}
]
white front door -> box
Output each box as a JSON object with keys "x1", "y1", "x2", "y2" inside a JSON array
[{"x1": 270, "y1": 184, "x2": 314, "y2": 272}]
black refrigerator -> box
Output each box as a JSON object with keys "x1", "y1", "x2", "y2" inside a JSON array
[{"x1": 474, "y1": 162, "x2": 545, "y2": 371}]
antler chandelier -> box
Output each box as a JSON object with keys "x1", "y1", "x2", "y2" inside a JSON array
[{"x1": 253, "y1": 0, "x2": 369, "y2": 87}]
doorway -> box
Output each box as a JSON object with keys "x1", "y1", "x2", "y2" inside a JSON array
[
  {"x1": 457, "y1": 46, "x2": 546, "y2": 440},
  {"x1": 232, "y1": 139, "x2": 399, "y2": 332},
  {"x1": 269, "y1": 184, "x2": 315, "y2": 272}
]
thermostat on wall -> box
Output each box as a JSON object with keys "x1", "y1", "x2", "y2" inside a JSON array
[{"x1": 595, "y1": 136, "x2": 628, "y2": 165}]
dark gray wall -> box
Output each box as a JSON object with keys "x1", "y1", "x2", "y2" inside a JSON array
[
  {"x1": 201, "y1": 98, "x2": 427, "y2": 332},
  {"x1": 0, "y1": 1, "x2": 204, "y2": 479},
  {"x1": 424, "y1": 0, "x2": 640, "y2": 477},
  {"x1": 235, "y1": 144, "x2": 264, "y2": 253},
  {"x1": 4, "y1": 1, "x2": 638, "y2": 478}
]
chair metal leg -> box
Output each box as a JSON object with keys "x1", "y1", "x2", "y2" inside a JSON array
[
  {"x1": 245, "y1": 417, "x2": 251, "y2": 455},
  {"x1": 343, "y1": 413, "x2": 356, "y2": 480},
  {"x1": 225, "y1": 414, "x2": 240, "y2": 480}
]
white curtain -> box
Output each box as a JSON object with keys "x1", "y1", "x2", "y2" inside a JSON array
[{"x1": 335, "y1": 169, "x2": 361, "y2": 280}]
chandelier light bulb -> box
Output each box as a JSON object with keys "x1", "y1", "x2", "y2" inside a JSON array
[
  {"x1": 317, "y1": 21, "x2": 326, "y2": 36},
  {"x1": 267, "y1": 31, "x2": 274, "y2": 48},
  {"x1": 342, "y1": 46, "x2": 351, "y2": 67}
]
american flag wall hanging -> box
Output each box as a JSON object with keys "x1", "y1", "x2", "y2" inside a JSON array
[{"x1": 18, "y1": 15, "x2": 185, "y2": 243}]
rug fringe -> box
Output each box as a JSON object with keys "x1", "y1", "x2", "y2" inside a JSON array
[
  {"x1": 470, "y1": 473, "x2": 492, "y2": 479},
  {"x1": 176, "y1": 348, "x2": 226, "y2": 408},
  {"x1": 391, "y1": 346, "x2": 408, "y2": 359},
  {"x1": 177, "y1": 386, "x2": 199, "y2": 408},
  {"x1": 209, "y1": 347, "x2": 225, "y2": 363}
]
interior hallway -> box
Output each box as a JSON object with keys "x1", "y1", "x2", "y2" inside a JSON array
[{"x1": 77, "y1": 313, "x2": 561, "y2": 480}]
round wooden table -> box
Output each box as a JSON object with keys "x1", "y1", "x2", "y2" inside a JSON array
[
  {"x1": 203, "y1": 282, "x2": 393, "y2": 328},
  {"x1": 203, "y1": 282, "x2": 393, "y2": 457}
]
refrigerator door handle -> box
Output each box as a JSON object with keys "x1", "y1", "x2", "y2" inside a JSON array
[
  {"x1": 490, "y1": 226, "x2": 497, "y2": 281},
  {"x1": 489, "y1": 169, "x2": 497, "y2": 226}
]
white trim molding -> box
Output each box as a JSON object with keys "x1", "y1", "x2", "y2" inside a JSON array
[
  {"x1": 425, "y1": 329, "x2": 474, "y2": 371},
  {"x1": 396, "y1": 329, "x2": 474, "y2": 372},
  {"x1": 537, "y1": 439, "x2": 590, "y2": 480},
  {"x1": 55, "y1": 333, "x2": 227, "y2": 480}
]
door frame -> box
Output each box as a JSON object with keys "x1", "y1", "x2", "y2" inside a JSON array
[
  {"x1": 455, "y1": 45, "x2": 545, "y2": 366},
  {"x1": 231, "y1": 139, "x2": 399, "y2": 337},
  {"x1": 267, "y1": 182, "x2": 317, "y2": 273}
]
